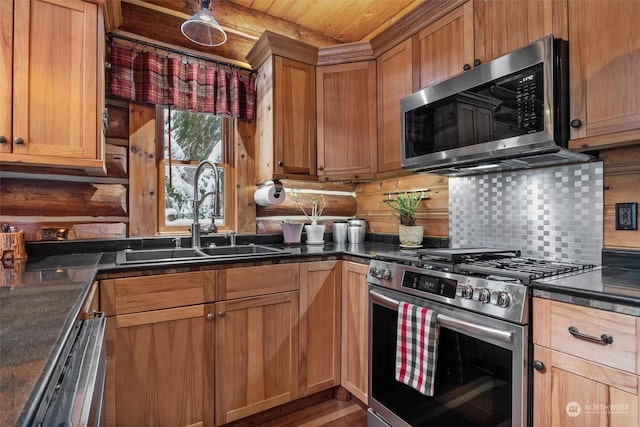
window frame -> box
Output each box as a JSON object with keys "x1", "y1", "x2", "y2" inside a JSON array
[{"x1": 155, "y1": 106, "x2": 236, "y2": 235}]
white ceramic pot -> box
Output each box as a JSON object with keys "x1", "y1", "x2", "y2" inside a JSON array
[
  {"x1": 398, "y1": 224, "x2": 424, "y2": 247},
  {"x1": 304, "y1": 224, "x2": 326, "y2": 244},
  {"x1": 281, "y1": 223, "x2": 304, "y2": 244}
]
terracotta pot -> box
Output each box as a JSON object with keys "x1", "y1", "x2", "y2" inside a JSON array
[{"x1": 398, "y1": 224, "x2": 423, "y2": 247}]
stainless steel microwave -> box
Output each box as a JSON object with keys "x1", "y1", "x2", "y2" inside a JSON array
[{"x1": 400, "y1": 35, "x2": 591, "y2": 175}]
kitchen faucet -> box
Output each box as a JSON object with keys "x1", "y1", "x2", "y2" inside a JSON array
[{"x1": 192, "y1": 160, "x2": 221, "y2": 248}]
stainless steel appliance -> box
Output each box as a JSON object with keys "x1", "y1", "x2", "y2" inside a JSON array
[
  {"x1": 366, "y1": 248, "x2": 595, "y2": 427},
  {"x1": 400, "y1": 36, "x2": 591, "y2": 176},
  {"x1": 31, "y1": 315, "x2": 106, "y2": 426}
]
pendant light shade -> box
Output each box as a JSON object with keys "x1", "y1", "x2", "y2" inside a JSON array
[{"x1": 181, "y1": 0, "x2": 227, "y2": 47}]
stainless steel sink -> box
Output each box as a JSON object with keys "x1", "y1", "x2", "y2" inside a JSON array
[
  {"x1": 115, "y1": 244, "x2": 289, "y2": 265},
  {"x1": 199, "y1": 245, "x2": 286, "y2": 257}
]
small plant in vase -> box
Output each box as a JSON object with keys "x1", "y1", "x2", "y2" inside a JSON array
[
  {"x1": 281, "y1": 218, "x2": 304, "y2": 244},
  {"x1": 292, "y1": 191, "x2": 326, "y2": 244},
  {"x1": 386, "y1": 192, "x2": 424, "y2": 247}
]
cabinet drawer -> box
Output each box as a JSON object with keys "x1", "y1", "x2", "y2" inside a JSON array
[
  {"x1": 218, "y1": 263, "x2": 299, "y2": 300},
  {"x1": 101, "y1": 271, "x2": 214, "y2": 315},
  {"x1": 534, "y1": 299, "x2": 637, "y2": 373}
]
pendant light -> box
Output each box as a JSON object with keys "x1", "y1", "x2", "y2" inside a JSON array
[{"x1": 181, "y1": 0, "x2": 227, "y2": 47}]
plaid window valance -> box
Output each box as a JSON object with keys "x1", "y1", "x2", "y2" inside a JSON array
[{"x1": 109, "y1": 45, "x2": 256, "y2": 121}]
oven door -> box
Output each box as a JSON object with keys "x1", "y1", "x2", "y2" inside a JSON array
[{"x1": 368, "y1": 286, "x2": 527, "y2": 427}]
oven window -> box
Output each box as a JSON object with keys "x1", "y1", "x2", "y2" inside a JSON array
[{"x1": 371, "y1": 304, "x2": 512, "y2": 426}]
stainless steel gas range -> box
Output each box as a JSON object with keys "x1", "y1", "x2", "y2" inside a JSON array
[{"x1": 366, "y1": 247, "x2": 595, "y2": 427}]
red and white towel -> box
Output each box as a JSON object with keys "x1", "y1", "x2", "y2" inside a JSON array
[{"x1": 395, "y1": 301, "x2": 440, "y2": 396}]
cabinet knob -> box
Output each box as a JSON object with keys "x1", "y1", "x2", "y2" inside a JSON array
[
  {"x1": 0, "y1": 136, "x2": 7, "y2": 144},
  {"x1": 532, "y1": 360, "x2": 545, "y2": 371},
  {"x1": 14, "y1": 137, "x2": 24, "y2": 145},
  {"x1": 570, "y1": 119, "x2": 582, "y2": 129},
  {"x1": 218, "y1": 310, "x2": 226, "y2": 318},
  {"x1": 463, "y1": 63, "x2": 471, "y2": 71},
  {"x1": 277, "y1": 161, "x2": 284, "y2": 167},
  {"x1": 474, "y1": 58, "x2": 482, "y2": 67},
  {"x1": 317, "y1": 165, "x2": 324, "y2": 171},
  {"x1": 206, "y1": 313, "x2": 215, "y2": 320}
]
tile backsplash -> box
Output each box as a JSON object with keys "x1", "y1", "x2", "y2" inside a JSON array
[{"x1": 449, "y1": 162, "x2": 603, "y2": 265}]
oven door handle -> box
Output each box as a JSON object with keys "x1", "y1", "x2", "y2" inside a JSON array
[{"x1": 369, "y1": 290, "x2": 514, "y2": 344}]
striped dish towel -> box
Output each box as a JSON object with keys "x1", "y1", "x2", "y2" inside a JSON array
[{"x1": 395, "y1": 301, "x2": 440, "y2": 396}]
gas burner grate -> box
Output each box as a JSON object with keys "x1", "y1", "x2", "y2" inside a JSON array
[{"x1": 458, "y1": 257, "x2": 596, "y2": 284}]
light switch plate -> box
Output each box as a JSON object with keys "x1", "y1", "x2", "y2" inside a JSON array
[{"x1": 615, "y1": 203, "x2": 638, "y2": 230}]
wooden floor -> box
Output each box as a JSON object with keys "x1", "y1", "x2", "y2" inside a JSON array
[
  {"x1": 223, "y1": 397, "x2": 368, "y2": 427},
  {"x1": 260, "y1": 399, "x2": 367, "y2": 427}
]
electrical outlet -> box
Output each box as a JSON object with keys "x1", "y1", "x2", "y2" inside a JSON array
[{"x1": 615, "y1": 203, "x2": 638, "y2": 230}]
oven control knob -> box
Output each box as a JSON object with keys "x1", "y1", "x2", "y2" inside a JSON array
[
  {"x1": 494, "y1": 292, "x2": 510, "y2": 308},
  {"x1": 478, "y1": 288, "x2": 492, "y2": 304},
  {"x1": 369, "y1": 267, "x2": 381, "y2": 278},
  {"x1": 461, "y1": 285, "x2": 473, "y2": 299},
  {"x1": 381, "y1": 269, "x2": 392, "y2": 280}
]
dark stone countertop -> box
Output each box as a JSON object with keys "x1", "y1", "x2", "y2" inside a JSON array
[
  {"x1": 532, "y1": 266, "x2": 640, "y2": 315},
  {"x1": 0, "y1": 240, "x2": 393, "y2": 426}
]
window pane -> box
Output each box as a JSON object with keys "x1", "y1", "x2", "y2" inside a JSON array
[
  {"x1": 164, "y1": 163, "x2": 225, "y2": 227},
  {"x1": 164, "y1": 109, "x2": 224, "y2": 162}
]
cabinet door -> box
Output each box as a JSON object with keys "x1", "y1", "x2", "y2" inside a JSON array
[
  {"x1": 377, "y1": 39, "x2": 413, "y2": 173},
  {"x1": 533, "y1": 345, "x2": 638, "y2": 427},
  {"x1": 0, "y1": 0, "x2": 11, "y2": 152},
  {"x1": 214, "y1": 291, "x2": 299, "y2": 425},
  {"x1": 299, "y1": 261, "x2": 341, "y2": 396},
  {"x1": 341, "y1": 261, "x2": 369, "y2": 403},
  {"x1": 568, "y1": 0, "x2": 640, "y2": 147},
  {"x1": 7, "y1": 0, "x2": 102, "y2": 169},
  {"x1": 106, "y1": 306, "x2": 205, "y2": 427},
  {"x1": 473, "y1": 0, "x2": 567, "y2": 65},
  {"x1": 274, "y1": 56, "x2": 316, "y2": 177},
  {"x1": 414, "y1": 1, "x2": 474, "y2": 90},
  {"x1": 316, "y1": 61, "x2": 377, "y2": 180}
]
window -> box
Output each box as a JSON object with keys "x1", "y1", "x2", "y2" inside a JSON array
[{"x1": 157, "y1": 107, "x2": 233, "y2": 233}]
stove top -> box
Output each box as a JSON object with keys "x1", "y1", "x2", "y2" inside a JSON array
[
  {"x1": 376, "y1": 247, "x2": 595, "y2": 284},
  {"x1": 368, "y1": 247, "x2": 597, "y2": 324}
]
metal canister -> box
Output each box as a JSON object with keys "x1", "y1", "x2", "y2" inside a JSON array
[{"x1": 347, "y1": 218, "x2": 366, "y2": 244}]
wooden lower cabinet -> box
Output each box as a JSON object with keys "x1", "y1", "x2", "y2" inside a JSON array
[
  {"x1": 299, "y1": 260, "x2": 341, "y2": 396},
  {"x1": 106, "y1": 305, "x2": 206, "y2": 427},
  {"x1": 212, "y1": 291, "x2": 300, "y2": 425},
  {"x1": 533, "y1": 298, "x2": 639, "y2": 427},
  {"x1": 340, "y1": 261, "x2": 370, "y2": 403}
]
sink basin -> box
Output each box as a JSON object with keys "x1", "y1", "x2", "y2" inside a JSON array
[
  {"x1": 116, "y1": 248, "x2": 209, "y2": 264},
  {"x1": 199, "y1": 245, "x2": 287, "y2": 257},
  {"x1": 115, "y1": 244, "x2": 289, "y2": 265}
]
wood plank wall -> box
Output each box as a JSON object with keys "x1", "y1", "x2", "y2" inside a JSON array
[
  {"x1": 601, "y1": 145, "x2": 640, "y2": 250},
  {"x1": 356, "y1": 173, "x2": 449, "y2": 238},
  {"x1": 0, "y1": 99, "x2": 130, "y2": 241},
  {"x1": 256, "y1": 180, "x2": 357, "y2": 234}
]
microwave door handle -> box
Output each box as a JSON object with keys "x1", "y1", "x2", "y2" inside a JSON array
[{"x1": 369, "y1": 289, "x2": 514, "y2": 344}]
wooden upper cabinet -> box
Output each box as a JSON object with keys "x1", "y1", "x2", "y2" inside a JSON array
[
  {"x1": 316, "y1": 61, "x2": 377, "y2": 181},
  {"x1": 413, "y1": 1, "x2": 474, "y2": 91},
  {"x1": 0, "y1": 0, "x2": 105, "y2": 173},
  {"x1": 248, "y1": 31, "x2": 318, "y2": 184},
  {"x1": 567, "y1": 0, "x2": 640, "y2": 150},
  {"x1": 377, "y1": 38, "x2": 413, "y2": 174},
  {"x1": 473, "y1": 0, "x2": 567, "y2": 66}
]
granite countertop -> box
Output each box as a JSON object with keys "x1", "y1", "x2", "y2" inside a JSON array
[
  {"x1": 532, "y1": 266, "x2": 640, "y2": 315},
  {"x1": 0, "y1": 240, "x2": 392, "y2": 426}
]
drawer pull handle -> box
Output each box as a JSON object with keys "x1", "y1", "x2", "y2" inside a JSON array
[{"x1": 568, "y1": 326, "x2": 613, "y2": 345}]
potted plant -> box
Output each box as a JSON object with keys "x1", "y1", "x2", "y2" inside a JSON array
[
  {"x1": 292, "y1": 192, "x2": 326, "y2": 244},
  {"x1": 386, "y1": 192, "x2": 424, "y2": 247},
  {"x1": 281, "y1": 218, "x2": 304, "y2": 244}
]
